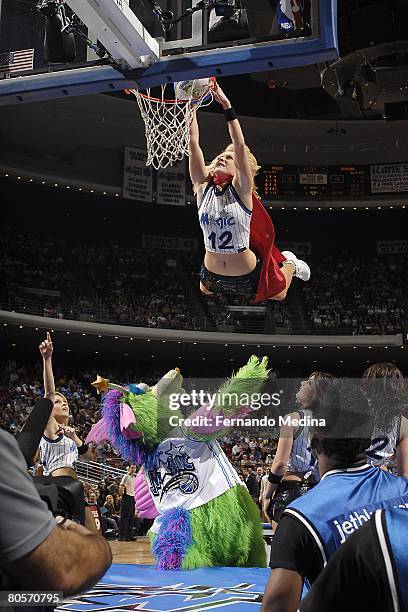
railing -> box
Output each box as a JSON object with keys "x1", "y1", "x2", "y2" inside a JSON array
[
  {"x1": 1, "y1": 308, "x2": 404, "y2": 346},
  {"x1": 76, "y1": 460, "x2": 126, "y2": 486},
  {"x1": 1, "y1": 298, "x2": 404, "y2": 336}
]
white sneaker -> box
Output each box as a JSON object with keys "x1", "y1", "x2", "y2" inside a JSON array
[{"x1": 282, "y1": 251, "x2": 311, "y2": 281}]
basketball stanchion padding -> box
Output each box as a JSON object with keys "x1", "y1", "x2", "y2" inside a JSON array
[{"x1": 125, "y1": 78, "x2": 214, "y2": 169}]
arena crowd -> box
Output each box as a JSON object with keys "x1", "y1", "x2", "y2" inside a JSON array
[{"x1": 2, "y1": 229, "x2": 405, "y2": 335}]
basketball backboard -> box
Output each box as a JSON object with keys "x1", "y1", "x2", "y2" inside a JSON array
[{"x1": 0, "y1": 0, "x2": 338, "y2": 106}]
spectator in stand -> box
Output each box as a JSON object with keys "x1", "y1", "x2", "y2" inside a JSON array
[
  {"x1": 94, "y1": 489, "x2": 104, "y2": 509},
  {"x1": 243, "y1": 465, "x2": 260, "y2": 502},
  {"x1": 256, "y1": 466, "x2": 264, "y2": 487},
  {"x1": 259, "y1": 466, "x2": 270, "y2": 508},
  {"x1": 100, "y1": 495, "x2": 120, "y2": 533},
  {"x1": 232, "y1": 441, "x2": 242, "y2": 455},
  {"x1": 238, "y1": 472, "x2": 246, "y2": 485},
  {"x1": 108, "y1": 477, "x2": 121, "y2": 498},
  {"x1": 97, "y1": 481, "x2": 108, "y2": 504}
]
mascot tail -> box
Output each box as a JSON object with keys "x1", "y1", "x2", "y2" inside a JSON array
[{"x1": 152, "y1": 508, "x2": 192, "y2": 570}]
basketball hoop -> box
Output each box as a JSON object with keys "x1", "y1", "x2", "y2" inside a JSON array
[{"x1": 126, "y1": 78, "x2": 214, "y2": 170}]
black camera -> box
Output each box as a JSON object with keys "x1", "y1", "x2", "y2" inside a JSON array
[{"x1": 34, "y1": 476, "x2": 86, "y2": 525}]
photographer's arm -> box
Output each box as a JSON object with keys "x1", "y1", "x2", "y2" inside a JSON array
[
  {"x1": 0, "y1": 430, "x2": 111, "y2": 596},
  {"x1": 5, "y1": 521, "x2": 112, "y2": 595}
]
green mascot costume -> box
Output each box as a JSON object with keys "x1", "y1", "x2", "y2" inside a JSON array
[{"x1": 87, "y1": 356, "x2": 268, "y2": 570}]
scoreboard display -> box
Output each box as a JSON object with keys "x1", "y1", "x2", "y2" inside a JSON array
[{"x1": 260, "y1": 165, "x2": 370, "y2": 198}]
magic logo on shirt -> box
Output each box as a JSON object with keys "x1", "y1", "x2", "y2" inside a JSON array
[
  {"x1": 146, "y1": 442, "x2": 199, "y2": 501},
  {"x1": 331, "y1": 498, "x2": 408, "y2": 545},
  {"x1": 200, "y1": 212, "x2": 235, "y2": 229}
]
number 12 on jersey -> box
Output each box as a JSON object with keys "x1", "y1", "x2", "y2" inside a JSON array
[{"x1": 208, "y1": 231, "x2": 234, "y2": 250}]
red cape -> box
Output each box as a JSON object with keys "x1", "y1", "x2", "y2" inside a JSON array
[{"x1": 250, "y1": 194, "x2": 286, "y2": 303}]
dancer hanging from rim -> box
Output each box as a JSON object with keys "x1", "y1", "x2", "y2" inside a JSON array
[{"x1": 189, "y1": 80, "x2": 311, "y2": 302}]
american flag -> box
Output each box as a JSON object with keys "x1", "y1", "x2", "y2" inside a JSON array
[{"x1": 0, "y1": 49, "x2": 34, "y2": 74}]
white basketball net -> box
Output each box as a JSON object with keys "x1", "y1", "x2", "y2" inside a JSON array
[{"x1": 127, "y1": 82, "x2": 213, "y2": 170}]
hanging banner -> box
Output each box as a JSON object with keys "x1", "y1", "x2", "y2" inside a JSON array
[
  {"x1": 377, "y1": 240, "x2": 408, "y2": 254},
  {"x1": 123, "y1": 147, "x2": 153, "y2": 202},
  {"x1": 157, "y1": 161, "x2": 186, "y2": 206},
  {"x1": 371, "y1": 163, "x2": 408, "y2": 194}
]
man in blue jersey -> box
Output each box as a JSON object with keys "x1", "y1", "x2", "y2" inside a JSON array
[
  {"x1": 300, "y1": 507, "x2": 408, "y2": 612},
  {"x1": 261, "y1": 381, "x2": 408, "y2": 612}
]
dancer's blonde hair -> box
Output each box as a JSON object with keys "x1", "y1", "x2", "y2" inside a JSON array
[{"x1": 208, "y1": 143, "x2": 261, "y2": 198}]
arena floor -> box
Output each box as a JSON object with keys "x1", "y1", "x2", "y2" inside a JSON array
[{"x1": 56, "y1": 538, "x2": 268, "y2": 611}]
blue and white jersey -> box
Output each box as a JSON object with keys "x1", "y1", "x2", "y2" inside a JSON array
[
  {"x1": 198, "y1": 181, "x2": 251, "y2": 254},
  {"x1": 285, "y1": 465, "x2": 408, "y2": 566},
  {"x1": 39, "y1": 434, "x2": 78, "y2": 476},
  {"x1": 366, "y1": 417, "x2": 402, "y2": 467},
  {"x1": 146, "y1": 435, "x2": 242, "y2": 532},
  {"x1": 377, "y1": 508, "x2": 408, "y2": 610},
  {"x1": 287, "y1": 409, "x2": 314, "y2": 474}
]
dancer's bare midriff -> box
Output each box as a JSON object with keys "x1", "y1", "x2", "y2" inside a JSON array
[{"x1": 204, "y1": 249, "x2": 257, "y2": 276}]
